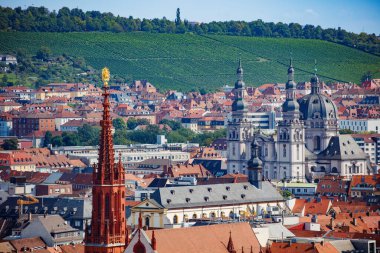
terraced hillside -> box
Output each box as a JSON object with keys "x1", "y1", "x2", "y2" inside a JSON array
[{"x1": 1, "y1": 32, "x2": 379, "y2": 91}]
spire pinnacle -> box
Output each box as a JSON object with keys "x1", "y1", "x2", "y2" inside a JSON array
[
  {"x1": 287, "y1": 57, "x2": 295, "y2": 81},
  {"x1": 311, "y1": 59, "x2": 320, "y2": 94},
  {"x1": 151, "y1": 230, "x2": 157, "y2": 250},
  {"x1": 237, "y1": 58, "x2": 243, "y2": 81},
  {"x1": 227, "y1": 231, "x2": 236, "y2": 253},
  {"x1": 102, "y1": 67, "x2": 110, "y2": 87}
]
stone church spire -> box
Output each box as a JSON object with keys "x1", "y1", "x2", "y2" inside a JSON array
[{"x1": 85, "y1": 67, "x2": 126, "y2": 253}]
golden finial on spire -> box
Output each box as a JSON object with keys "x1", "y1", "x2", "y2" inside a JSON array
[{"x1": 102, "y1": 67, "x2": 110, "y2": 87}]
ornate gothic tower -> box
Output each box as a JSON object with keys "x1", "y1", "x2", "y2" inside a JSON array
[
  {"x1": 227, "y1": 60, "x2": 252, "y2": 175},
  {"x1": 276, "y1": 59, "x2": 306, "y2": 182},
  {"x1": 85, "y1": 68, "x2": 126, "y2": 253}
]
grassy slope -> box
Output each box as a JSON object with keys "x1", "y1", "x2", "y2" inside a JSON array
[{"x1": 0, "y1": 32, "x2": 379, "y2": 91}]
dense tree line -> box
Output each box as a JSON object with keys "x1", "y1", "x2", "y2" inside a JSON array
[
  {"x1": 43, "y1": 119, "x2": 226, "y2": 147},
  {"x1": 0, "y1": 6, "x2": 379, "y2": 55}
]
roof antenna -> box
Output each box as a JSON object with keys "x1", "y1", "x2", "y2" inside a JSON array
[{"x1": 314, "y1": 59, "x2": 318, "y2": 75}]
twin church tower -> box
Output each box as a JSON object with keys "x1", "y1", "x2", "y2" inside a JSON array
[{"x1": 227, "y1": 58, "x2": 365, "y2": 182}]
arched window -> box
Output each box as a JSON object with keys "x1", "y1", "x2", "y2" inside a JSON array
[
  {"x1": 313, "y1": 136, "x2": 321, "y2": 151},
  {"x1": 192, "y1": 213, "x2": 197, "y2": 219},
  {"x1": 283, "y1": 144, "x2": 286, "y2": 157},
  {"x1": 145, "y1": 216, "x2": 150, "y2": 227},
  {"x1": 232, "y1": 145, "x2": 236, "y2": 156},
  {"x1": 229, "y1": 211, "x2": 234, "y2": 219},
  {"x1": 173, "y1": 215, "x2": 178, "y2": 224},
  {"x1": 283, "y1": 171, "x2": 287, "y2": 179},
  {"x1": 183, "y1": 214, "x2": 189, "y2": 222},
  {"x1": 320, "y1": 166, "x2": 326, "y2": 172},
  {"x1": 221, "y1": 211, "x2": 225, "y2": 218},
  {"x1": 210, "y1": 212, "x2": 216, "y2": 219},
  {"x1": 331, "y1": 167, "x2": 338, "y2": 173}
]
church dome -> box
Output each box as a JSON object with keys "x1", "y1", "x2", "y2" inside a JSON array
[
  {"x1": 232, "y1": 98, "x2": 247, "y2": 111},
  {"x1": 298, "y1": 92, "x2": 338, "y2": 121}
]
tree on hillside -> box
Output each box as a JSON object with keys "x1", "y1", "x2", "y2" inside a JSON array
[
  {"x1": 43, "y1": 131, "x2": 53, "y2": 147},
  {"x1": 175, "y1": 8, "x2": 181, "y2": 26},
  {"x1": 77, "y1": 124, "x2": 100, "y2": 145},
  {"x1": 36, "y1": 46, "x2": 52, "y2": 61},
  {"x1": 113, "y1": 118, "x2": 127, "y2": 131},
  {"x1": 1, "y1": 74, "x2": 8, "y2": 85},
  {"x1": 1, "y1": 138, "x2": 18, "y2": 150},
  {"x1": 126, "y1": 118, "x2": 150, "y2": 130}
]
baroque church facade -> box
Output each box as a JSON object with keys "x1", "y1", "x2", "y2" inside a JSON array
[{"x1": 227, "y1": 60, "x2": 370, "y2": 182}]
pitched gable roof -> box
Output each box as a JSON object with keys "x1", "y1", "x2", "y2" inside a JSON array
[{"x1": 145, "y1": 222, "x2": 260, "y2": 253}]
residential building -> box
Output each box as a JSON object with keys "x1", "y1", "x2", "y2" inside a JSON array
[
  {"x1": 12, "y1": 113, "x2": 55, "y2": 137},
  {"x1": 51, "y1": 145, "x2": 190, "y2": 167},
  {"x1": 35, "y1": 183, "x2": 72, "y2": 196},
  {"x1": 316, "y1": 176, "x2": 349, "y2": 196},
  {"x1": 349, "y1": 175, "x2": 379, "y2": 198},
  {"x1": 0, "y1": 113, "x2": 13, "y2": 136},
  {"x1": 339, "y1": 118, "x2": 380, "y2": 134},
  {"x1": 352, "y1": 133, "x2": 380, "y2": 165},
  {"x1": 0, "y1": 151, "x2": 36, "y2": 172},
  {"x1": 20, "y1": 215, "x2": 82, "y2": 247},
  {"x1": 273, "y1": 182, "x2": 317, "y2": 197}
]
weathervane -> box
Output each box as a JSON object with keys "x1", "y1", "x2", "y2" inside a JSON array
[{"x1": 102, "y1": 67, "x2": 110, "y2": 87}]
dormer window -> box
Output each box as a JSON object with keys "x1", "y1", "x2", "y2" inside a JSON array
[
  {"x1": 241, "y1": 194, "x2": 246, "y2": 199},
  {"x1": 243, "y1": 185, "x2": 248, "y2": 190},
  {"x1": 166, "y1": 199, "x2": 171, "y2": 204},
  {"x1": 207, "y1": 187, "x2": 212, "y2": 192},
  {"x1": 223, "y1": 195, "x2": 227, "y2": 200},
  {"x1": 189, "y1": 189, "x2": 193, "y2": 193},
  {"x1": 226, "y1": 186, "x2": 230, "y2": 191},
  {"x1": 204, "y1": 197, "x2": 209, "y2": 202},
  {"x1": 170, "y1": 190, "x2": 175, "y2": 195},
  {"x1": 186, "y1": 198, "x2": 190, "y2": 203}
]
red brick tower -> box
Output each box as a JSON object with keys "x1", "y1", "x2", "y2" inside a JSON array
[{"x1": 85, "y1": 67, "x2": 126, "y2": 253}]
